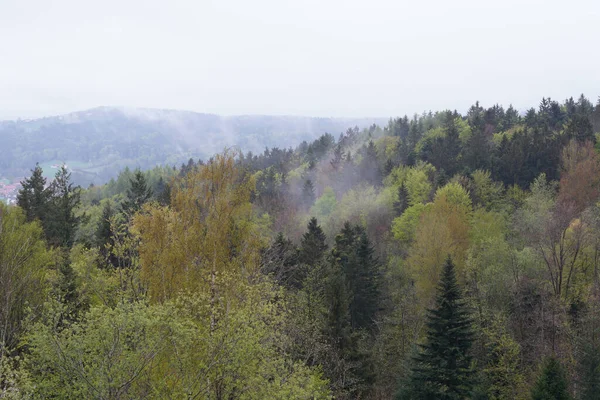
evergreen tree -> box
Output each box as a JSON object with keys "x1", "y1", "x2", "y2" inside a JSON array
[
  {"x1": 96, "y1": 201, "x2": 118, "y2": 268},
  {"x1": 299, "y1": 217, "x2": 328, "y2": 268},
  {"x1": 577, "y1": 342, "x2": 600, "y2": 400},
  {"x1": 17, "y1": 163, "x2": 50, "y2": 223},
  {"x1": 261, "y1": 232, "x2": 301, "y2": 288},
  {"x1": 45, "y1": 165, "x2": 82, "y2": 247},
  {"x1": 394, "y1": 183, "x2": 409, "y2": 217},
  {"x1": 403, "y1": 257, "x2": 474, "y2": 399},
  {"x1": 302, "y1": 179, "x2": 316, "y2": 208},
  {"x1": 359, "y1": 140, "x2": 382, "y2": 185},
  {"x1": 121, "y1": 169, "x2": 153, "y2": 216},
  {"x1": 155, "y1": 177, "x2": 172, "y2": 206},
  {"x1": 531, "y1": 357, "x2": 571, "y2": 400},
  {"x1": 352, "y1": 229, "x2": 380, "y2": 330}
]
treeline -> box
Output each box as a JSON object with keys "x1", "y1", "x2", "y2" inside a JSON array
[{"x1": 1, "y1": 95, "x2": 600, "y2": 399}]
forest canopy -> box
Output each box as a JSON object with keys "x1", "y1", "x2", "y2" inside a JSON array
[{"x1": 2, "y1": 95, "x2": 600, "y2": 399}]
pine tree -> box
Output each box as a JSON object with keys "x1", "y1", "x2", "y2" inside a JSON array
[
  {"x1": 17, "y1": 163, "x2": 50, "y2": 223},
  {"x1": 403, "y1": 257, "x2": 474, "y2": 399},
  {"x1": 121, "y1": 169, "x2": 153, "y2": 216},
  {"x1": 531, "y1": 357, "x2": 571, "y2": 400}
]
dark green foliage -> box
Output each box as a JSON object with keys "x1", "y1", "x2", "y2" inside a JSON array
[
  {"x1": 531, "y1": 357, "x2": 571, "y2": 400},
  {"x1": 96, "y1": 202, "x2": 118, "y2": 268},
  {"x1": 332, "y1": 223, "x2": 380, "y2": 331},
  {"x1": 121, "y1": 169, "x2": 153, "y2": 216},
  {"x1": 261, "y1": 232, "x2": 301, "y2": 289},
  {"x1": 155, "y1": 177, "x2": 171, "y2": 206},
  {"x1": 299, "y1": 217, "x2": 328, "y2": 267},
  {"x1": 577, "y1": 342, "x2": 600, "y2": 400},
  {"x1": 45, "y1": 166, "x2": 82, "y2": 247},
  {"x1": 403, "y1": 257, "x2": 474, "y2": 399},
  {"x1": 302, "y1": 179, "x2": 316, "y2": 208},
  {"x1": 17, "y1": 163, "x2": 50, "y2": 223},
  {"x1": 394, "y1": 183, "x2": 409, "y2": 217}
]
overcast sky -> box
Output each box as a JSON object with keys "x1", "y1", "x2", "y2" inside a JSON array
[{"x1": 1, "y1": 0, "x2": 599, "y2": 119}]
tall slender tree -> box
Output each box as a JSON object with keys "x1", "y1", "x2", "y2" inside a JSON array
[
  {"x1": 45, "y1": 165, "x2": 82, "y2": 247},
  {"x1": 121, "y1": 169, "x2": 153, "y2": 216},
  {"x1": 401, "y1": 257, "x2": 474, "y2": 399},
  {"x1": 17, "y1": 163, "x2": 50, "y2": 223}
]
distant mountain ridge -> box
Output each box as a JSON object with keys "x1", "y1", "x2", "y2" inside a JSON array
[{"x1": 0, "y1": 106, "x2": 385, "y2": 185}]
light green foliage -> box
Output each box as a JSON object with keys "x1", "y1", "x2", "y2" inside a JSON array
[
  {"x1": 404, "y1": 168, "x2": 433, "y2": 206},
  {"x1": 26, "y1": 288, "x2": 331, "y2": 399},
  {"x1": 415, "y1": 126, "x2": 445, "y2": 154},
  {"x1": 434, "y1": 181, "x2": 472, "y2": 211},
  {"x1": 384, "y1": 165, "x2": 409, "y2": 188},
  {"x1": 392, "y1": 203, "x2": 430, "y2": 244},
  {"x1": 456, "y1": 117, "x2": 472, "y2": 144},
  {"x1": 324, "y1": 184, "x2": 385, "y2": 238},
  {"x1": 481, "y1": 316, "x2": 526, "y2": 400},
  {"x1": 311, "y1": 187, "x2": 338, "y2": 219},
  {"x1": 0, "y1": 204, "x2": 54, "y2": 351},
  {"x1": 73, "y1": 198, "x2": 107, "y2": 245},
  {"x1": 376, "y1": 136, "x2": 400, "y2": 160},
  {"x1": 69, "y1": 244, "x2": 122, "y2": 307},
  {"x1": 471, "y1": 170, "x2": 504, "y2": 211},
  {"x1": 466, "y1": 210, "x2": 513, "y2": 308}
]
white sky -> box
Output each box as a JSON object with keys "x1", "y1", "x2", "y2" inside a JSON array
[{"x1": 1, "y1": 0, "x2": 599, "y2": 119}]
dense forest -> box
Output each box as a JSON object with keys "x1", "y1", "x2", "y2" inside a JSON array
[{"x1": 2, "y1": 95, "x2": 600, "y2": 399}]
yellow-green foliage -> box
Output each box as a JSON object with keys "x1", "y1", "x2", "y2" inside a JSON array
[
  {"x1": 0, "y1": 204, "x2": 53, "y2": 350},
  {"x1": 406, "y1": 183, "x2": 472, "y2": 302},
  {"x1": 456, "y1": 117, "x2": 472, "y2": 144},
  {"x1": 466, "y1": 210, "x2": 513, "y2": 307},
  {"x1": 133, "y1": 151, "x2": 263, "y2": 304},
  {"x1": 434, "y1": 181, "x2": 472, "y2": 211},
  {"x1": 415, "y1": 126, "x2": 445, "y2": 154},
  {"x1": 405, "y1": 168, "x2": 433, "y2": 206},
  {"x1": 25, "y1": 288, "x2": 331, "y2": 399},
  {"x1": 471, "y1": 170, "x2": 504, "y2": 211},
  {"x1": 392, "y1": 203, "x2": 430, "y2": 244},
  {"x1": 375, "y1": 136, "x2": 400, "y2": 160}
]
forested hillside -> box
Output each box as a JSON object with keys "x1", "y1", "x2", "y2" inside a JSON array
[
  {"x1": 0, "y1": 106, "x2": 383, "y2": 185},
  {"x1": 2, "y1": 95, "x2": 600, "y2": 399}
]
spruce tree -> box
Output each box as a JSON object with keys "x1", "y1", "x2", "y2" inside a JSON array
[
  {"x1": 394, "y1": 183, "x2": 409, "y2": 217},
  {"x1": 352, "y1": 229, "x2": 380, "y2": 330},
  {"x1": 403, "y1": 257, "x2": 474, "y2": 399},
  {"x1": 332, "y1": 223, "x2": 380, "y2": 331},
  {"x1": 531, "y1": 357, "x2": 571, "y2": 400},
  {"x1": 302, "y1": 179, "x2": 316, "y2": 208},
  {"x1": 46, "y1": 165, "x2": 82, "y2": 247},
  {"x1": 17, "y1": 163, "x2": 50, "y2": 223},
  {"x1": 96, "y1": 201, "x2": 118, "y2": 268},
  {"x1": 299, "y1": 217, "x2": 328, "y2": 266},
  {"x1": 121, "y1": 169, "x2": 152, "y2": 216}
]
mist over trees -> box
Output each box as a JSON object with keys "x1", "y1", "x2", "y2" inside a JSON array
[{"x1": 2, "y1": 95, "x2": 600, "y2": 398}]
